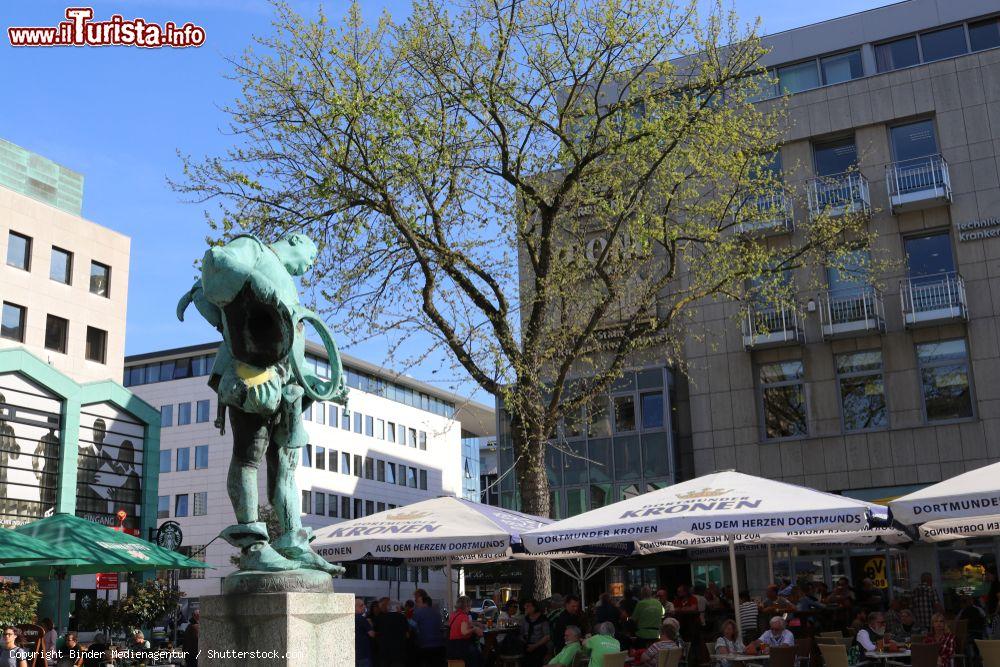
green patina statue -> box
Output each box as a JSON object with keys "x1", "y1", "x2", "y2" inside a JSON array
[{"x1": 178, "y1": 233, "x2": 347, "y2": 585}]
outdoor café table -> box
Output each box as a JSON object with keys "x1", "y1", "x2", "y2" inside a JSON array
[
  {"x1": 865, "y1": 649, "x2": 911, "y2": 666},
  {"x1": 711, "y1": 654, "x2": 771, "y2": 662},
  {"x1": 482, "y1": 625, "x2": 518, "y2": 665}
]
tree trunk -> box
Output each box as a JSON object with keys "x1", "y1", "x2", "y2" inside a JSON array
[{"x1": 511, "y1": 414, "x2": 552, "y2": 601}]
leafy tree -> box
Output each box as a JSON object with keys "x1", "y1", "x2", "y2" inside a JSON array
[
  {"x1": 176, "y1": 0, "x2": 874, "y2": 597},
  {"x1": 115, "y1": 579, "x2": 183, "y2": 634},
  {"x1": 0, "y1": 578, "x2": 42, "y2": 626}
]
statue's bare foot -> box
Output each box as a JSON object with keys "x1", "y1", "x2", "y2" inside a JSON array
[
  {"x1": 272, "y1": 527, "x2": 344, "y2": 575},
  {"x1": 220, "y1": 522, "x2": 299, "y2": 572}
]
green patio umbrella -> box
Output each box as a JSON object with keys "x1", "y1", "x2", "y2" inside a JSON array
[
  {"x1": 0, "y1": 513, "x2": 209, "y2": 577},
  {"x1": 0, "y1": 527, "x2": 87, "y2": 566}
]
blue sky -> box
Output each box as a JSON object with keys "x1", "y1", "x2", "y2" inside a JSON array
[{"x1": 0, "y1": 0, "x2": 890, "y2": 397}]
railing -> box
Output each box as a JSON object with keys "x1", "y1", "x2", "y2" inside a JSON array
[
  {"x1": 819, "y1": 286, "x2": 885, "y2": 337},
  {"x1": 807, "y1": 172, "x2": 871, "y2": 218},
  {"x1": 737, "y1": 190, "x2": 794, "y2": 235},
  {"x1": 899, "y1": 272, "x2": 967, "y2": 324},
  {"x1": 886, "y1": 154, "x2": 951, "y2": 208},
  {"x1": 742, "y1": 304, "x2": 802, "y2": 348}
]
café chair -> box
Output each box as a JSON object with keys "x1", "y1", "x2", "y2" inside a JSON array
[
  {"x1": 818, "y1": 642, "x2": 869, "y2": 667},
  {"x1": 658, "y1": 647, "x2": 683, "y2": 667},
  {"x1": 448, "y1": 660, "x2": 466, "y2": 667},
  {"x1": 815, "y1": 638, "x2": 839, "y2": 645},
  {"x1": 975, "y1": 639, "x2": 1000, "y2": 667},
  {"x1": 705, "y1": 642, "x2": 718, "y2": 663},
  {"x1": 794, "y1": 638, "x2": 813, "y2": 667},
  {"x1": 770, "y1": 645, "x2": 797, "y2": 667},
  {"x1": 604, "y1": 651, "x2": 629, "y2": 667},
  {"x1": 820, "y1": 632, "x2": 844, "y2": 639},
  {"x1": 909, "y1": 642, "x2": 939, "y2": 667}
]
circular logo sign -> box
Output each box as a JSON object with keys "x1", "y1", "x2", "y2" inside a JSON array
[{"x1": 156, "y1": 521, "x2": 184, "y2": 552}]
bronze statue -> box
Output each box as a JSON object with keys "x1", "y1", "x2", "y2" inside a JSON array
[{"x1": 178, "y1": 233, "x2": 347, "y2": 582}]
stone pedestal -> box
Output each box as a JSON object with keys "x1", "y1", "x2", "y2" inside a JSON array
[{"x1": 201, "y1": 591, "x2": 355, "y2": 667}]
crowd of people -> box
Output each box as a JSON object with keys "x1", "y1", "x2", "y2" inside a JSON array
[{"x1": 353, "y1": 572, "x2": 1000, "y2": 667}]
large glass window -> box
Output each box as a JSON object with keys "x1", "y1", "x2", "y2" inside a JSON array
[
  {"x1": 159, "y1": 450, "x2": 171, "y2": 473},
  {"x1": 85, "y1": 326, "x2": 107, "y2": 364},
  {"x1": 196, "y1": 399, "x2": 210, "y2": 423},
  {"x1": 315, "y1": 492, "x2": 325, "y2": 516},
  {"x1": 614, "y1": 435, "x2": 642, "y2": 481},
  {"x1": 566, "y1": 488, "x2": 587, "y2": 517},
  {"x1": 89, "y1": 261, "x2": 110, "y2": 297},
  {"x1": 759, "y1": 361, "x2": 807, "y2": 440},
  {"x1": 157, "y1": 496, "x2": 169, "y2": 519},
  {"x1": 387, "y1": 462, "x2": 396, "y2": 485},
  {"x1": 821, "y1": 50, "x2": 863, "y2": 85},
  {"x1": 876, "y1": 36, "x2": 920, "y2": 72},
  {"x1": 178, "y1": 402, "x2": 192, "y2": 425},
  {"x1": 642, "y1": 432, "x2": 670, "y2": 477},
  {"x1": 640, "y1": 391, "x2": 664, "y2": 429},
  {"x1": 613, "y1": 395, "x2": 636, "y2": 432},
  {"x1": 50, "y1": 247, "x2": 72, "y2": 284},
  {"x1": 970, "y1": 17, "x2": 1000, "y2": 52},
  {"x1": 890, "y1": 119, "x2": 939, "y2": 161},
  {"x1": 195, "y1": 445, "x2": 209, "y2": 469},
  {"x1": 920, "y1": 25, "x2": 968, "y2": 62},
  {"x1": 6, "y1": 232, "x2": 31, "y2": 271},
  {"x1": 904, "y1": 232, "x2": 955, "y2": 280},
  {"x1": 328, "y1": 494, "x2": 338, "y2": 517},
  {"x1": 813, "y1": 136, "x2": 858, "y2": 176},
  {"x1": 365, "y1": 415, "x2": 374, "y2": 437},
  {"x1": 194, "y1": 491, "x2": 208, "y2": 516},
  {"x1": 175, "y1": 494, "x2": 189, "y2": 518},
  {"x1": 342, "y1": 496, "x2": 351, "y2": 519},
  {"x1": 342, "y1": 452, "x2": 351, "y2": 475},
  {"x1": 176, "y1": 447, "x2": 190, "y2": 472},
  {"x1": 315, "y1": 446, "x2": 325, "y2": 471},
  {"x1": 353, "y1": 412, "x2": 362, "y2": 433},
  {"x1": 836, "y1": 351, "x2": 888, "y2": 432},
  {"x1": 1, "y1": 302, "x2": 26, "y2": 342},
  {"x1": 44, "y1": 314, "x2": 68, "y2": 353},
  {"x1": 161, "y1": 404, "x2": 173, "y2": 427},
  {"x1": 354, "y1": 454, "x2": 363, "y2": 478},
  {"x1": 777, "y1": 60, "x2": 820, "y2": 94},
  {"x1": 419, "y1": 469, "x2": 428, "y2": 490},
  {"x1": 917, "y1": 339, "x2": 974, "y2": 422},
  {"x1": 364, "y1": 457, "x2": 374, "y2": 480}
]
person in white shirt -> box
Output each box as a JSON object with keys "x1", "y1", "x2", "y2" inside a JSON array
[
  {"x1": 715, "y1": 619, "x2": 747, "y2": 667},
  {"x1": 755, "y1": 617, "x2": 795, "y2": 648},
  {"x1": 856, "y1": 612, "x2": 888, "y2": 652}
]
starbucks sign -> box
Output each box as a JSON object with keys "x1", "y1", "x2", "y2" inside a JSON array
[
  {"x1": 958, "y1": 217, "x2": 1000, "y2": 242},
  {"x1": 156, "y1": 521, "x2": 184, "y2": 551}
]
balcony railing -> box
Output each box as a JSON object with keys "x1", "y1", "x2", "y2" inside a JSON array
[
  {"x1": 807, "y1": 172, "x2": 871, "y2": 218},
  {"x1": 886, "y1": 154, "x2": 952, "y2": 213},
  {"x1": 741, "y1": 304, "x2": 804, "y2": 349},
  {"x1": 900, "y1": 272, "x2": 968, "y2": 327},
  {"x1": 819, "y1": 286, "x2": 885, "y2": 339},
  {"x1": 737, "y1": 191, "x2": 794, "y2": 236}
]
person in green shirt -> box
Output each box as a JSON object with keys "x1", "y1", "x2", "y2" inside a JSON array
[
  {"x1": 632, "y1": 586, "x2": 665, "y2": 645},
  {"x1": 585, "y1": 622, "x2": 622, "y2": 667},
  {"x1": 548, "y1": 626, "x2": 583, "y2": 666}
]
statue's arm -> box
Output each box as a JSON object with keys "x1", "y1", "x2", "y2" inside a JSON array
[
  {"x1": 176, "y1": 282, "x2": 199, "y2": 322},
  {"x1": 177, "y1": 281, "x2": 224, "y2": 331}
]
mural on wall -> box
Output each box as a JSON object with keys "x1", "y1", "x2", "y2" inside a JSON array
[
  {"x1": 75, "y1": 403, "x2": 144, "y2": 532},
  {"x1": 0, "y1": 374, "x2": 62, "y2": 527}
]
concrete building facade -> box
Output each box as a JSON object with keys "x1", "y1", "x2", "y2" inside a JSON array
[{"x1": 124, "y1": 342, "x2": 494, "y2": 604}]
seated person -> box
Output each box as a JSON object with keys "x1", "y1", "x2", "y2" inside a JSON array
[
  {"x1": 548, "y1": 626, "x2": 583, "y2": 667},
  {"x1": 751, "y1": 617, "x2": 794, "y2": 649},
  {"x1": 856, "y1": 612, "x2": 894, "y2": 652},
  {"x1": 641, "y1": 623, "x2": 680, "y2": 665},
  {"x1": 585, "y1": 622, "x2": 622, "y2": 667},
  {"x1": 715, "y1": 619, "x2": 746, "y2": 667}
]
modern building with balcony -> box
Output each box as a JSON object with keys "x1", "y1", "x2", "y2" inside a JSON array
[{"x1": 497, "y1": 0, "x2": 1000, "y2": 606}]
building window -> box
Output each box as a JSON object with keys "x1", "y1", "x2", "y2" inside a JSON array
[
  {"x1": 365, "y1": 415, "x2": 374, "y2": 437},
  {"x1": 418, "y1": 431, "x2": 427, "y2": 450},
  {"x1": 302, "y1": 444, "x2": 312, "y2": 467},
  {"x1": 315, "y1": 446, "x2": 326, "y2": 470},
  {"x1": 613, "y1": 395, "x2": 637, "y2": 432},
  {"x1": 177, "y1": 402, "x2": 192, "y2": 425},
  {"x1": 175, "y1": 494, "x2": 189, "y2": 517},
  {"x1": 354, "y1": 498, "x2": 363, "y2": 518},
  {"x1": 365, "y1": 500, "x2": 375, "y2": 516},
  {"x1": 1, "y1": 302, "x2": 26, "y2": 342},
  {"x1": 44, "y1": 315, "x2": 68, "y2": 353},
  {"x1": 315, "y1": 492, "x2": 325, "y2": 516},
  {"x1": 176, "y1": 447, "x2": 191, "y2": 471},
  {"x1": 820, "y1": 50, "x2": 863, "y2": 85},
  {"x1": 303, "y1": 403, "x2": 312, "y2": 421},
  {"x1": 813, "y1": 135, "x2": 857, "y2": 176},
  {"x1": 917, "y1": 339, "x2": 974, "y2": 422},
  {"x1": 890, "y1": 119, "x2": 939, "y2": 162},
  {"x1": 89, "y1": 261, "x2": 110, "y2": 297},
  {"x1": 327, "y1": 493, "x2": 338, "y2": 517},
  {"x1": 6, "y1": 232, "x2": 31, "y2": 271},
  {"x1": 970, "y1": 17, "x2": 1000, "y2": 52},
  {"x1": 377, "y1": 460, "x2": 386, "y2": 482},
  {"x1": 387, "y1": 422, "x2": 397, "y2": 443},
  {"x1": 341, "y1": 496, "x2": 351, "y2": 519},
  {"x1": 759, "y1": 361, "x2": 808, "y2": 440},
  {"x1": 407, "y1": 466, "x2": 418, "y2": 488},
  {"x1": 341, "y1": 452, "x2": 351, "y2": 475},
  {"x1": 364, "y1": 457, "x2": 374, "y2": 480},
  {"x1": 777, "y1": 60, "x2": 819, "y2": 94},
  {"x1": 920, "y1": 25, "x2": 968, "y2": 62},
  {"x1": 196, "y1": 399, "x2": 210, "y2": 423},
  {"x1": 161, "y1": 404, "x2": 174, "y2": 427},
  {"x1": 85, "y1": 326, "x2": 107, "y2": 363},
  {"x1": 836, "y1": 351, "x2": 888, "y2": 432},
  {"x1": 398, "y1": 464, "x2": 407, "y2": 487},
  {"x1": 875, "y1": 35, "x2": 920, "y2": 72},
  {"x1": 159, "y1": 450, "x2": 172, "y2": 473},
  {"x1": 301, "y1": 490, "x2": 312, "y2": 514},
  {"x1": 353, "y1": 412, "x2": 362, "y2": 433},
  {"x1": 194, "y1": 491, "x2": 208, "y2": 516},
  {"x1": 407, "y1": 428, "x2": 417, "y2": 448},
  {"x1": 157, "y1": 495, "x2": 170, "y2": 519},
  {"x1": 419, "y1": 469, "x2": 428, "y2": 491},
  {"x1": 387, "y1": 462, "x2": 396, "y2": 485},
  {"x1": 904, "y1": 231, "x2": 955, "y2": 283},
  {"x1": 329, "y1": 404, "x2": 339, "y2": 427},
  {"x1": 341, "y1": 409, "x2": 351, "y2": 430},
  {"x1": 195, "y1": 445, "x2": 209, "y2": 469},
  {"x1": 354, "y1": 454, "x2": 362, "y2": 478},
  {"x1": 315, "y1": 402, "x2": 326, "y2": 425},
  {"x1": 376, "y1": 419, "x2": 385, "y2": 440},
  {"x1": 640, "y1": 391, "x2": 664, "y2": 429},
  {"x1": 329, "y1": 449, "x2": 338, "y2": 473},
  {"x1": 49, "y1": 247, "x2": 72, "y2": 284},
  {"x1": 377, "y1": 501, "x2": 385, "y2": 513}
]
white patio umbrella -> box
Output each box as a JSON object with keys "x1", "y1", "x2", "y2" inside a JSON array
[
  {"x1": 890, "y1": 461, "x2": 1000, "y2": 541},
  {"x1": 522, "y1": 470, "x2": 882, "y2": 638}
]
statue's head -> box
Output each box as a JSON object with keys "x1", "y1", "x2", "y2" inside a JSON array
[{"x1": 269, "y1": 233, "x2": 318, "y2": 277}]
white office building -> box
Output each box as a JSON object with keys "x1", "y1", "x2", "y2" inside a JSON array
[{"x1": 123, "y1": 341, "x2": 494, "y2": 604}]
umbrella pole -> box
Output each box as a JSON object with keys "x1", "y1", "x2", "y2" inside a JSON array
[
  {"x1": 728, "y1": 537, "x2": 742, "y2": 641},
  {"x1": 446, "y1": 557, "x2": 454, "y2": 613},
  {"x1": 579, "y1": 557, "x2": 586, "y2": 609},
  {"x1": 767, "y1": 544, "x2": 774, "y2": 586}
]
